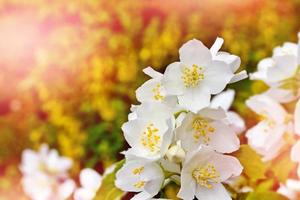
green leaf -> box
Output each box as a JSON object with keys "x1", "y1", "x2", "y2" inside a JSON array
[
  {"x1": 94, "y1": 159, "x2": 125, "y2": 200},
  {"x1": 233, "y1": 145, "x2": 268, "y2": 181},
  {"x1": 246, "y1": 191, "x2": 288, "y2": 200}
]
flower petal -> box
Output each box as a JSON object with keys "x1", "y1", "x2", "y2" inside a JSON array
[
  {"x1": 209, "y1": 121, "x2": 240, "y2": 153},
  {"x1": 178, "y1": 87, "x2": 211, "y2": 113},
  {"x1": 80, "y1": 168, "x2": 102, "y2": 190},
  {"x1": 291, "y1": 140, "x2": 300, "y2": 162},
  {"x1": 195, "y1": 183, "x2": 231, "y2": 200},
  {"x1": 295, "y1": 99, "x2": 300, "y2": 135},
  {"x1": 210, "y1": 89, "x2": 235, "y2": 111},
  {"x1": 163, "y1": 62, "x2": 185, "y2": 95},
  {"x1": 203, "y1": 60, "x2": 233, "y2": 94},
  {"x1": 179, "y1": 39, "x2": 212, "y2": 67}
]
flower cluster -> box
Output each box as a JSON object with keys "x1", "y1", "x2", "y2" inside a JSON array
[
  {"x1": 20, "y1": 144, "x2": 105, "y2": 200},
  {"x1": 248, "y1": 33, "x2": 300, "y2": 199},
  {"x1": 20, "y1": 144, "x2": 75, "y2": 200},
  {"x1": 115, "y1": 37, "x2": 246, "y2": 200}
]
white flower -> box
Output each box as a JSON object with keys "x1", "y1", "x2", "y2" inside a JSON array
[
  {"x1": 136, "y1": 67, "x2": 177, "y2": 107},
  {"x1": 210, "y1": 89, "x2": 246, "y2": 134},
  {"x1": 278, "y1": 179, "x2": 300, "y2": 200},
  {"x1": 162, "y1": 38, "x2": 237, "y2": 113},
  {"x1": 122, "y1": 102, "x2": 175, "y2": 160},
  {"x1": 177, "y1": 146, "x2": 243, "y2": 200},
  {"x1": 22, "y1": 173, "x2": 75, "y2": 200},
  {"x1": 176, "y1": 107, "x2": 239, "y2": 153},
  {"x1": 115, "y1": 160, "x2": 164, "y2": 200},
  {"x1": 246, "y1": 94, "x2": 292, "y2": 161},
  {"x1": 20, "y1": 144, "x2": 75, "y2": 200},
  {"x1": 291, "y1": 99, "x2": 300, "y2": 177},
  {"x1": 20, "y1": 144, "x2": 73, "y2": 177},
  {"x1": 74, "y1": 169, "x2": 102, "y2": 200},
  {"x1": 210, "y1": 37, "x2": 247, "y2": 84},
  {"x1": 250, "y1": 33, "x2": 300, "y2": 103}
]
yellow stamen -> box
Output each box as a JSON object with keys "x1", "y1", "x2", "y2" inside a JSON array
[
  {"x1": 134, "y1": 181, "x2": 146, "y2": 189},
  {"x1": 152, "y1": 84, "x2": 164, "y2": 101},
  {"x1": 181, "y1": 64, "x2": 204, "y2": 87},
  {"x1": 192, "y1": 117, "x2": 215, "y2": 144},
  {"x1": 132, "y1": 166, "x2": 144, "y2": 175},
  {"x1": 192, "y1": 163, "x2": 220, "y2": 189},
  {"x1": 141, "y1": 123, "x2": 161, "y2": 153}
]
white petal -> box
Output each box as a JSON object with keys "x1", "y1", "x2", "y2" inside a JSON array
[
  {"x1": 264, "y1": 85, "x2": 297, "y2": 103},
  {"x1": 295, "y1": 99, "x2": 300, "y2": 135},
  {"x1": 195, "y1": 183, "x2": 231, "y2": 200},
  {"x1": 210, "y1": 89, "x2": 235, "y2": 111},
  {"x1": 266, "y1": 55, "x2": 297, "y2": 82},
  {"x1": 250, "y1": 58, "x2": 273, "y2": 81},
  {"x1": 58, "y1": 179, "x2": 75, "y2": 199},
  {"x1": 163, "y1": 62, "x2": 185, "y2": 95},
  {"x1": 179, "y1": 39, "x2": 212, "y2": 67},
  {"x1": 210, "y1": 37, "x2": 224, "y2": 56},
  {"x1": 177, "y1": 172, "x2": 196, "y2": 200},
  {"x1": 80, "y1": 168, "x2": 102, "y2": 190},
  {"x1": 226, "y1": 111, "x2": 246, "y2": 134},
  {"x1": 214, "y1": 52, "x2": 241, "y2": 73},
  {"x1": 136, "y1": 79, "x2": 162, "y2": 103},
  {"x1": 131, "y1": 191, "x2": 152, "y2": 200},
  {"x1": 74, "y1": 188, "x2": 96, "y2": 200},
  {"x1": 178, "y1": 87, "x2": 211, "y2": 113},
  {"x1": 277, "y1": 184, "x2": 297, "y2": 200},
  {"x1": 286, "y1": 179, "x2": 300, "y2": 192},
  {"x1": 210, "y1": 154, "x2": 243, "y2": 181},
  {"x1": 143, "y1": 67, "x2": 163, "y2": 79},
  {"x1": 246, "y1": 94, "x2": 287, "y2": 123},
  {"x1": 229, "y1": 70, "x2": 248, "y2": 83},
  {"x1": 198, "y1": 107, "x2": 227, "y2": 120},
  {"x1": 209, "y1": 121, "x2": 240, "y2": 153},
  {"x1": 20, "y1": 149, "x2": 39, "y2": 174},
  {"x1": 298, "y1": 32, "x2": 300, "y2": 65},
  {"x1": 291, "y1": 140, "x2": 300, "y2": 162},
  {"x1": 203, "y1": 60, "x2": 233, "y2": 94}
]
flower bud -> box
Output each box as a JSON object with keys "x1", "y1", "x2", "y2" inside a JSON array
[{"x1": 166, "y1": 141, "x2": 185, "y2": 163}]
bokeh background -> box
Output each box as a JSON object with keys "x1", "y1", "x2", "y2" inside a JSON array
[{"x1": 0, "y1": 0, "x2": 300, "y2": 199}]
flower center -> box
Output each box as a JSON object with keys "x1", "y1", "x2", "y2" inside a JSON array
[
  {"x1": 182, "y1": 64, "x2": 204, "y2": 87},
  {"x1": 134, "y1": 181, "x2": 146, "y2": 189},
  {"x1": 192, "y1": 117, "x2": 215, "y2": 144},
  {"x1": 132, "y1": 166, "x2": 144, "y2": 175},
  {"x1": 141, "y1": 123, "x2": 161, "y2": 153},
  {"x1": 279, "y1": 66, "x2": 300, "y2": 95},
  {"x1": 152, "y1": 84, "x2": 164, "y2": 101},
  {"x1": 192, "y1": 163, "x2": 220, "y2": 189}
]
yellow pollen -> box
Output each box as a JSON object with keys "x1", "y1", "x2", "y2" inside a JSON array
[
  {"x1": 192, "y1": 163, "x2": 220, "y2": 189},
  {"x1": 141, "y1": 123, "x2": 161, "y2": 153},
  {"x1": 192, "y1": 117, "x2": 215, "y2": 144},
  {"x1": 132, "y1": 166, "x2": 144, "y2": 175},
  {"x1": 134, "y1": 181, "x2": 146, "y2": 189},
  {"x1": 181, "y1": 64, "x2": 204, "y2": 87},
  {"x1": 258, "y1": 113, "x2": 276, "y2": 131},
  {"x1": 152, "y1": 84, "x2": 164, "y2": 101}
]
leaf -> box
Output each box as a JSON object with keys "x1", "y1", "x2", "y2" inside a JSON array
[
  {"x1": 246, "y1": 191, "x2": 288, "y2": 200},
  {"x1": 233, "y1": 145, "x2": 268, "y2": 181},
  {"x1": 94, "y1": 159, "x2": 125, "y2": 200},
  {"x1": 255, "y1": 179, "x2": 274, "y2": 192},
  {"x1": 270, "y1": 148, "x2": 296, "y2": 183}
]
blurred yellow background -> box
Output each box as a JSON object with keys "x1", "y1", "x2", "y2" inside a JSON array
[{"x1": 0, "y1": 0, "x2": 299, "y2": 199}]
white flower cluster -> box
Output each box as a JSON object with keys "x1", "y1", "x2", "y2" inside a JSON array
[
  {"x1": 115, "y1": 38, "x2": 246, "y2": 200},
  {"x1": 248, "y1": 33, "x2": 300, "y2": 199},
  {"x1": 20, "y1": 144, "x2": 75, "y2": 200},
  {"x1": 20, "y1": 144, "x2": 104, "y2": 200}
]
